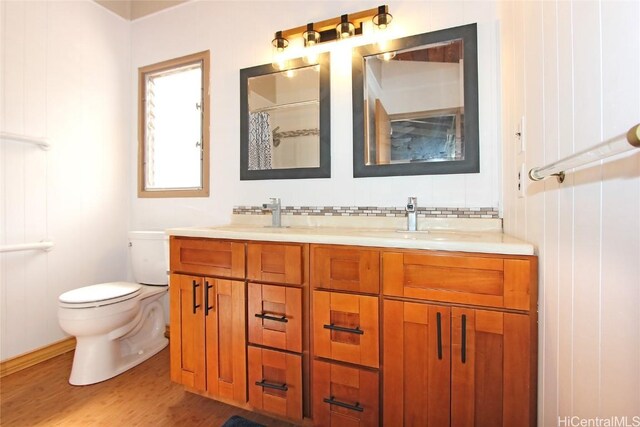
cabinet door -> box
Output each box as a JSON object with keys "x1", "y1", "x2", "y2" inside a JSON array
[
  {"x1": 313, "y1": 360, "x2": 379, "y2": 427},
  {"x1": 383, "y1": 300, "x2": 451, "y2": 427},
  {"x1": 205, "y1": 278, "x2": 247, "y2": 403},
  {"x1": 247, "y1": 242, "x2": 303, "y2": 285},
  {"x1": 311, "y1": 245, "x2": 379, "y2": 294},
  {"x1": 169, "y1": 274, "x2": 206, "y2": 391},
  {"x1": 248, "y1": 346, "x2": 302, "y2": 420},
  {"x1": 248, "y1": 283, "x2": 302, "y2": 353},
  {"x1": 451, "y1": 308, "x2": 533, "y2": 427},
  {"x1": 313, "y1": 291, "x2": 379, "y2": 368}
]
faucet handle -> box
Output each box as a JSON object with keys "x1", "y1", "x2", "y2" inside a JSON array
[
  {"x1": 406, "y1": 196, "x2": 417, "y2": 212},
  {"x1": 270, "y1": 197, "x2": 280, "y2": 205}
]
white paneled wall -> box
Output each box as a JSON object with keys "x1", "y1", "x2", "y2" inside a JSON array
[
  {"x1": 129, "y1": 1, "x2": 502, "y2": 230},
  {"x1": 0, "y1": 0, "x2": 131, "y2": 360},
  {"x1": 501, "y1": 0, "x2": 640, "y2": 422}
]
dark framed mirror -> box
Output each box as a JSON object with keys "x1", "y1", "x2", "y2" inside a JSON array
[
  {"x1": 240, "y1": 53, "x2": 330, "y2": 180},
  {"x1": 352, "y1": 23, "x2": 479, "y2": 177}
]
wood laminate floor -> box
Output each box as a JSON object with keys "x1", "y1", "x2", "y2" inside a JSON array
[{"x1": 0, "y1": 348, "x2": 295, "y2": 427}]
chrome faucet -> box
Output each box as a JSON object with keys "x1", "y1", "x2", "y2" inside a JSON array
[
  {"x1": 406, "y1": 196, "x2": 418, "y2": 231},
  {"x1": 262, "y1": 198, "x2": 282, "y2": 227}
]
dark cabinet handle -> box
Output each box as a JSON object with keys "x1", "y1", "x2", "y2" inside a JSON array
[
  {"x1": 192, "y1": 280, "x2": 200, "y2": 314},
  {"x1": 205, "y1": 281, "x2": 214, "y2": 316},
  {"x1": 255, "y1": 380, "x2": 288, "y2": 391},
  {"x1": 436, "y1": 312, "x2": 443, "y2": 360},
  {"x1": 255, "y1": 313, "x2": 288, "y2": 323},
  {"x1": 323, "y1": 396, "x2": 364, "y2": 412},
  {"x1": 461, "y1": 314, "x2": 467, "y2": 364},
  {"x1": 323, "y1": 324, "x2": 364, "y2": 335}
]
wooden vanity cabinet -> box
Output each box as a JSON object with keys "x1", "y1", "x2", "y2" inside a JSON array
[
  {"x1": 170, "y1": 273, "x2": 246, "y2": 402},
  {"x1": 382, "y1": 250, "x2": 537, "y2": 427},
  {"x1": 169, "y1": 236, "x2": 537, "y2": 427},
  {"x1": 311, "y1": 244, "x2": 381, "y2": 426},
  {"x1": 246, "y1": 241, "x2": 307, "y2": 422},
  {"x1": 169, "y1": 237, "x2": 247, "y2": 404}
]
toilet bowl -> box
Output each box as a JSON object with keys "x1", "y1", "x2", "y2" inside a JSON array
[{"x1": 58, "y1": 231, "x2": 169, "y2": 385}]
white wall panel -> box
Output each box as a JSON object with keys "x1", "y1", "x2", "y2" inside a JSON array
[
  {"x1": 0, "y1": 0, "x2": 130, "y2": 360},
  {"x1": 501, "y1": 0, "x2": 640, "y2": 421},
  {"x1": 599, "y1": 0, "x2": 640, "y2": 417},
  {"x1": 570, "y1": 1, "x2": 603, "y2": 418},
  {"x1": 540, "y1": 2, "x2": 560, "y2": 424}
]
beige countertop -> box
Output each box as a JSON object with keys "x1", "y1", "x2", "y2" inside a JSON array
[{"x1": 166, "y1": 217, "x2": 535, "y2": 256}]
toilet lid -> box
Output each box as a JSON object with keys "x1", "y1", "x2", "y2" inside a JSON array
[{"x1": 59, "y1": 282, "x2": 142, "y2": 304}]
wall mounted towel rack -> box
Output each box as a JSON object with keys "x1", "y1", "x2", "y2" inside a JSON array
[
  {"x1": 529, "y1": 123, "x2": 639, "y2": 183},
  {"x1": 0, "y1": 131, "x2": 51, "y2": 150},
  {"x1": 0, "y1": 241, "x2": 54, "y2": 253}
]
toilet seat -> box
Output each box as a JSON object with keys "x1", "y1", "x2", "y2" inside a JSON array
[{"x1": 59, "y1": 282, "x2": 142, "y2": 308}]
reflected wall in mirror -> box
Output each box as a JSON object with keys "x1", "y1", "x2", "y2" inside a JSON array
[
  {"x1": 240, "y1": 54, "x2": 330, "y2": 180},
  {"x1": 353, "y1": 23, "x2": 479, "y2": 177}
]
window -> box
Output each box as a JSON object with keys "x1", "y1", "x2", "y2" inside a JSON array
[{"x1": 138, "y1": 51, "x2": 210, "y2": 197}]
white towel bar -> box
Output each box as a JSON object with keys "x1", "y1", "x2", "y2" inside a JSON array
[
  {"x1": 529, "y1": 123, "x2": 639, "y2": 183},
  {"x1": 0, "y1": 241, "x2": 54, "y2": 253},
  {"x1": 0, "y1": 131, "x2": 50, "y2": 150}
]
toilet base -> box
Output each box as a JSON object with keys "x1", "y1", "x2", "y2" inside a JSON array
[
  {"x1": 67, "y1": 297, "x2": 169, "y2": 386},
  {"x1": 69, "y1": 335, "x2": 168, "y2": 386}
]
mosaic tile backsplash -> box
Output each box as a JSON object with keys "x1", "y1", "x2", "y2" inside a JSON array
[{"x1": 233, "y1": 206, "x2": 500, "y2": 219}]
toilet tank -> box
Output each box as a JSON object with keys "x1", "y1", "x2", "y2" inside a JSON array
[{"x1": 128, "y1": 231, "x2": 168, "y2": 285}]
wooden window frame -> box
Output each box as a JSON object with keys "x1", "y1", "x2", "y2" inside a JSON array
[{"x1": 138, "y1": 50, "x2": 210, "y2": 198}]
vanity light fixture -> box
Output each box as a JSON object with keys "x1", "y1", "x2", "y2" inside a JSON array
[
  {"x1": 372, "y1": 5, "x2": 393, "y2": 30},
  {"x1": 271, "y1": 30, "x2": 290, "y2": 70},
  {"x1": 336, "y1": 14, "x2": 355, "y2": 39},
  {"x1": 302, "y1": 23, "x2": 321, "y2": 47},
  {"x1": 271, "y1": 5, "x2": 392, "y2": 50},
  {"x1": 272, "y1": 31, "x2": 289, "y2": 52},
  {"x1": 302, "y1": 23, "x2": 322, "y2": 64}
]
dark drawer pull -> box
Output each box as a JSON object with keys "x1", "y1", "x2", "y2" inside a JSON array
[
  {"x1": 255, "y1": 313, "x2": 288, "y2": 323},
  {"x1": 461, "y1": 314, "x2": 467, "y2": 364},
  {"x1": 323, "y1": 324, "x2": 364, "y2": 335},
  {"x1": 255, "y1": 380, "x2": 288, "y2": 391},
  {"x1": 205, "y1": 281, "x2": 214, "y2": 316},
  {"x1": 436, "y1": 312, "x2": 443, "y2": 360},
  {"x1": 323, "y1": 396, "x2": 364, "y2": 412},
  {"x1": 192, "y1": 280, "x2": 200, "y2": 314}
]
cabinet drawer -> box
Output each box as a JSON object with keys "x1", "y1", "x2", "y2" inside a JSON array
[
  {"x1": 312, "y1": 360, "x2": 379, "y2": 427},
  {"x1": 247, "y1": 243, "x2": 303, "y2": 285},
  {"x1": 383, "y1": 251, "x2": 532, "y2": 310},
  {"x1": 248, "y1": 283, "x2": 302, "y2": 353},
  {"x1": 170, "y1": 237, "x2": 245, "y2": 279},
  {"x1": 248, "y1": 346, "x2": 302, "y2": 421},
  {"x1": 313, "y1": 291, "x2": 379, "y2": 368},
  {"x1": 311, "y1": 245, "x2": 379, "y2": 294}
]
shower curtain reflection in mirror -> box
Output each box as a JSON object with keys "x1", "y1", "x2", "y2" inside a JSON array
[{"x1": 248, "y1": 111, "x2": 272, "y2": 170}]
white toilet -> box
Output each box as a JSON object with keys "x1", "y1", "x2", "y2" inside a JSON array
[{"x1": 58, "y1": 231, "x2": 169, "y2": 385}]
